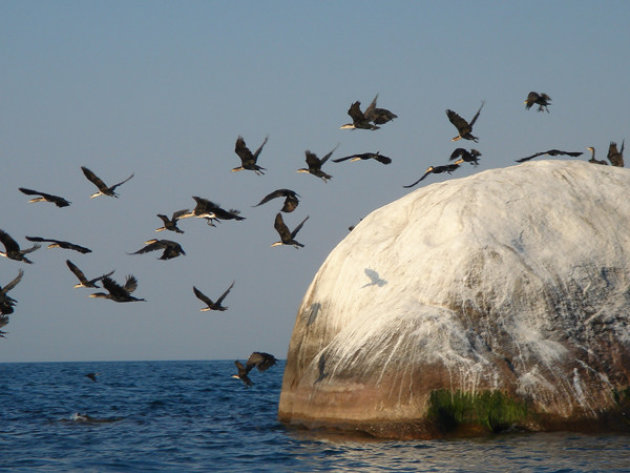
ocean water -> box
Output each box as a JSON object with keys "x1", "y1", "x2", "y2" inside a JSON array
[{"x1": 1, "y1": 360, "x2": 628, "y2": 472}]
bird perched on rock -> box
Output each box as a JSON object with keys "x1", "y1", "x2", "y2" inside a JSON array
[
  {"x1": 607, "y1": 140, "x2": 625, "y2": 167},
  {"x1": 233, "y1": 136, "x2": 268, "y2": 175},
  {"x1": 18, "y1": 187, "x2": 71, "y2": 207},
  {"x1": 129, "y1": 239, "x2": 185, "y2": 260},
  {"x1": 524, "y1": 91, "x2": 551, "y2": 112},
  {"x1": 515, "y1": 149, "x2": 583, "y2": 163},
  {"x1": 450, "y1": 148, "x2": 481, "y2": 166},
  {"x1": 403, "y1": 164, "x2": 460, "y2": 188},
  {"x1": 81, "y1": 166, "x2": 134, "y2": 198},
  {"x1": 155, "y1": 209, "x2": 191, "y2": 234},
  {"x1": 272, "y1": 213, "x2": 309, "y2": 248},
  {"x1": 253, "y1": 189, "x2": 300, "y2": 213},
  {"x1": 0, "y1": 229, "x2": 40, "y2": 264},
  {"x1": 65, "y1": 260, "x2": 114, "y2": 289},
  {"x1": 586, "y1": 147, "x2": 608, "y2": 165},
  {"x1": 193, "y1": 281, "x2": 234, "y2": 311},
  {"x1": 446, "y1": 101, "x2": 484, "y2": 142},
  {"x1": 232, "y1": 352, "x2": 277, "y2": 386},
  {"x1": 297, "y1": 145, "x2": 338, "y2": 182},
  {"x1": 333, "y1": 151, "x2": 392, "y2": 165},
  {"x1": 25, "y1": 236, "x2": 92, "y2": 254},
  {"x1": 89, "y1": 275, "x2": 145, "y2": 302}
]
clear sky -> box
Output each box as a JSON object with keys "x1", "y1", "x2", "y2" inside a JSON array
[{"x1": 2, "y1": 1, "x2": 629, "y2": 362}]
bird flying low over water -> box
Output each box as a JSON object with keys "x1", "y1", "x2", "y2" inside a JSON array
[
  {"x1": 607, "y1": 140, "x2": 625, "y2": 167},
  {"x1": 129, "y1": 239, "x2": 186, "y2": 260},
  {"x1": 25, "y1": 236, "x2": 92, "y2": 254},
  {"x1": 524, "y1": 91, "x2": 551, "y2": 112},
  {"x1": 66, "y1": 260, "x2": 114, "y2": 289},
  {"x1": 193, "y1": 281, "x2": 234, "y2": 311},
  {"x1": 233, "y1": 136, "x2": 268, "y2": 175},
  {"x1": 446, "y1": 101, "x2": 485, "y2": 142},
  {"x1": 515, "y1": 149, "x2": 583, "y2": 163},
  {"x1": 586, "y1": 147, "x2": 608, "y2": 165},
  {"x1": 333, "y1": 151, "x2": 392, "y2": 165},
  {"x1": 253, "y1": 189, "x2": 300, "y2": 213},
  {"x1": 81, "y1": 166, "x2": 134, "y2": 198},
  {"x1": 232, "y1": 352, "x2": 277, "y2": 386},
  {"x1": 85, "y1": 372, "x2": 98, "y2": 382},
  {"x1": 18, "y1": 187, "x2": 71, "y2": 207},
  {"x1": 89, "y1": 275, "x2": 145, "y2": 302},
  {"x1": 272, "y1": 213, "x2": 309, "y2": 248},
  {"x1": 450, "y1": 148, "x2": 481, "y2": 166},
  {"x1": 297, "y1": 145, "x2": 338, "y2": 182},
  {"x1": 403, "y1": 164, "x2": 460, "y2": 188},
  {"x1": 155, "y1": 209, "x2": 191, "y2": 234},
  {"x1": 189, "y1": 196, "x2": 245, "y2": 226},
  {"x1": 0, "y1": 269, "x2": 24, "y2": 316},
  {"x1": 0, "y1": 229, "x2": 40, "y2": 264},
  {"x1": 340, "y1": 94, "x2": 397, "y2": 130}
]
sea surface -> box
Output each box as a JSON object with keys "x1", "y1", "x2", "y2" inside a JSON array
[{"x1": 1, "y1": 360, "x2": 628, "y2": 472}]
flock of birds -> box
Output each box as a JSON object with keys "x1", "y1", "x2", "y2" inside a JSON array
[{"x1": 1, "y1": 91, "x2": 625, "y2": 384}]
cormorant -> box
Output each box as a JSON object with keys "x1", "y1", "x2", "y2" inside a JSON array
[
  {"x1": 232, "y1": 352, "x2": 277, "y2": 386},
  {"x1": 272, "y1": 213, "x2": 309, "y2": 248},
  {"x1": 156, "y1": 209, "x2": 191, "y2": 234},
  {"x1": 233, "y1": 136, "x2": 268, "y2": 175},
  {"x1": 18, "y1": 187, "x2": 71, "y2": 207},
  {"x1": 189, "y1": 196, "x2": 245, "y2": 225},
  {"x1": 89, "y1": 275, "x2": 145, "y2": 302},
  {"x1": 297, "y1": 145, "x2": 338, "y2": 182},
  {"x1": 450, "y1": 148, "x2": 481, "y2": 166},
  {"x1": 587, "y1": 147, "x2": 608, "y2": 165},
  {"x1": 364, "y1": 94, "x2": 398, "y2": 125},
  {"x1": 515, "y1": 149, "x2": 583, "y2": 163},
  {"x1": 607, "y1": 140, "x2": 625, "y2": 167},
  {"x1": 0, "y1": 229, "x2": 40, "y2": 264},
  {"x1": 333, "y1": 151, "x2": 392, "y2": 165},
  {"x1": 340, "y1": 99, "x2": 379, "y2": 130},
  {"x1": 129, "y1": 239, "x2": 186, "y2": 260},
  {"x1": 524, "y1": 91, "x2": 551, "y2": 112},
  {"x1": 253, "y1": 189, "x2": 300, "y2": 213},
  {"x1": 81, "y1": 166, "x2": 134, "y2": 198},
  {"x1": 192, "y1": 281, "x2": 234, "y2": 311},
  {"x1": 85, "y1": 372, "x2": 98, "y2": 382},
  {"x1": 403, "y1": 164, "x2": 460, "y2": 188},
  {"x1": 233, "y1": 361, "x2": 253, "y2": 386},
  {"x1": 446, "y1": 101, "x2": 485, "y2": 142},
  {"x1": 66, "y1": 260, "x2": 114, "y2": 288},
  {"x1": 0, "y1": 269, "x2": 23, "y2": 316},
  {"x1": 25, "y1": 236, "x2": 92, "y2": 254}
]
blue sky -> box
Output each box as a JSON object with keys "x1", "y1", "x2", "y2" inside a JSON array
[{"x1": 2, "y1": 1, "x2": 629, "y2": 362}]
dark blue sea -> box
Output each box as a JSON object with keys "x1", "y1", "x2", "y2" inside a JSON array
[{"x1": 1, "y1": 360, "x2": 628, "y2": 472}]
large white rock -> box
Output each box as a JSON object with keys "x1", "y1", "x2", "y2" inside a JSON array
[{"x1": 279, "y1": 160, "x2": 630, "y2": 438}]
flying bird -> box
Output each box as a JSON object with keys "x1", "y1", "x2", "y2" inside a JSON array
[
  {"x1": 272, "y1": 213, "x2": 309, "y2": 248},
  {"x1": 18, "y1": 187, "x2": 71, "y2": 207},
  {"x1": 607, "y1": 140, "x2": 625, "y2": 167},
  {"x1": 232, "y1": 352, "x2": 277, "y2": 386},
  {"x1": 0, "y1": 229, "x2": 40, "y2": 264},
  {"x1": 233, "y1": 361, "x2": 253, "y2": 386},
  {"x1": 450, "y1": 148, "x2": 481, "y2": 166},
  {"x1": 403, "y1": 164, "x2": 460, "y2": 188},
  {"x1": 233, "y1": 136, "x2": 268, "y2": 175},
  {"x1": 515, "y1": 149, "x2": 583, "y2": 163},
  {"x1": 81, "y1": 166, "x2": 134, "y2": 198},
  {"x1": 89, "y1": 275, "x2": 145, "y2": 302},
  {"x1": 364, "y1": 94, "x2": 398, "y2": 125},
  {"x1": 524, "y1": 91, "x2": 551, "y2": 112},
  {"x1": 340, "y1": 99, "x2": 379, "y2": 130},
  {"x1": 253, "y1": 189, "x2": 300, "y2": 213},
  {"x1": 193, "y1": 281, "x2": 234, "y2": 311},
  {"x1": 446, "y1": 101, "x2": 485, "y2": 142},
  {"x1": 85, "y1": 372, "x2": 98, "y2": 382},
  {"x1": 0, "y1": 269, "x2": 24, "y2": 316},
  {"x1": 155, "y1": 209, "x2": 191, "y2": 234},
  {"x1": 190, "y1": 196, "x2": 245, "y2": 225},
  {"x1": 66, "y1": 260, "x2": 114, "y2": 288},
  {"x1": 297, "y1": 145, "x2": 338, "y2": 182},
  {"x1": 586, "y1": 147, "x2": 608, "y2": 165},
  {"x1": 129, "y1": 239, "x2": 186, "y2": 260},
  {"x1": 333, "y1": 151, "x2": 392, "y2": 165},
  {"x1": 25, "y1": 236, "x2": 92, "y2": 254}
]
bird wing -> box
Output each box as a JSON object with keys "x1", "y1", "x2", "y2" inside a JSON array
[
  {"x1": 304, "y1": 151, "x2": 321, "y2": 169},
  {"x1": 319, "y1": 144, "x2": 339, "y2": 165},
  {"x1": 25, "y1": 236, "x2": 48, "y2": 243},
  {"x1": 234, "y1": 136, "x2": 254, "y2": 164},
  {"x1": 468, "y1": 101, "x2": 485, "y2": 127},
  {"x1": 172, "y1": 209, "x2": 191, "y2": 220},
  {"x1": 525, "y1": 91, "x2": 539, "y2": 108},
  {"x1": 246, "y1": 352, "x2": 277, "y2": 372},
  {"x1": 449, "y1": 148, "x2": 466, "y2": 161},
  {"x1": 193, "y1": 286, "x2": 214, "y2": 306},
  {"x1": 254, "y1": 189, "x2": 291, "y2": 207},
  {"x1": 109, "y1": 173, "x2": 134, "y2": 192},
  {"x1": 291, "y1": 216, "x2": 310, "y2": 238},
  {"x1": 131, "y1": 240, "x2": 163, "y2": 255},
  {"x1": 403, "y1": 169, "x2": 432, "y2": 188},
  {"x1": 66, "y1": 260, "x2": 89, "y2": 284},
  {"x1": 215, "y1": 281, "x2": 235, "y2": 305},
  {"x1": 123, "y1": 275, "x2": 138, "y2": 294},
  {"x1": 362, "y1": 94, "x2": 378, "y2": 120},
  {"x1": 252, "y1": 136, "x2": 269, "y2": 160},
  {"x1": 332, "y1": 154, "x2": 358, "y2": 163},
  {"x1": 274, "y1": 213, "x2": 292, "y2": 241},
  {"x1": 2, "y1": 270, "x2": 24, "y2": 294},
  {"x1": 81, "y1": 166, "x2": 108, "y2": 191},
  {"x1": 102, "y1": 276, "x2": 126, "y2": 297},
  {"x1": 0, "y1": 230, "x2": 22, "y2": 253},
  {"x1": 347, "y1": 101, "x2": 365, "y2": 122},
  {"x1": 515, "y1": 151, "x2": 545, "y2": 163},
  {"x1": 55, "y1": 239, "x2": 92, "y2": 253},
  {"x1": 446, "y1": 109, "x2": 470, "y2": 133},
  {"x1": 18, "y1": 187, "x2": 40, "y2": 196}
]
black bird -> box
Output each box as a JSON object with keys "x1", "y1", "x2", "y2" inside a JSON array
[
  {"x1": 297, "y1": 145, "x2": 338, "y2": 182},
  {"x1": 25, "y1": 236, "x2": 92, "y2": 254},
  {"x1": 450, "y1": 148, "x2": 481, "y2": 166},
  {"x1": 403, "y1": 164, "x2": 460, "y2": 188},
  {"x1": 253, "y1": 189, "x2": 300, "y2": 213},
  {"x1": 364, "y1": 94, "x2": 398, "y2": 125},
  {"x1": 89, "y1": 275, "x2": 145, "y2": 302},
  {"x1": 515, "y1": 149, "x2": 583, "y2": 163},
  {"x1": 193, "y1": 281, "x2": 234, "y2": 311},
  {"x1": 81, "y1": 166, "x2": 134, "y2": 198},
  {"x1": 0, "y1": 314, "x2": 9, "y2": 337},
  {"x1": 66, "y1": 260, "x2": 114, "y2": 288},
  {"x1": 85, "y1": 372, "x2": 98, "y2": 382},
  {"x1": 0, "y1": 229, "x2": 40, "y2": 264},
  {"x1": 607, "y1": 140, "x2": 625, "y2": 167},
  {"x1": 0, "y1": 269, "x2": 23, "y2": 316},
  {"x1": 155, "y1": 209, "x2": 191, "y2": 234},
  {"x1": 446, "y1": 101, "x2": 485, "y2": 142},
  {"x1": 233, "y1": 136, "x2": 268, "y2": 175},
  {"x1": 18, "y1": 187, "x2": 71, "y2": 207},
  {"x1": 233, "y1": 361, "x2": 253, "y2": 386},
  {"x1": 190, "y1": 196, "x2": 245, "y2": 225},
  {"x1": 272, "y1": 213, "x2": 309, "y2": 248},
  {"x1": 129, "y1": 239, "x2": 186, "y2": 260},
  {"x1": 340, "y1": 99, "x2": 379, "y2": 130},
  {"x1": 333, "y1": 151, "x2": 392, "y2": 165},
  {"x1": 232, "y1": 352, "x2": 277, "y2": 386},
  {"x1": 586, "y1": 147, "x2": 608, "y2": 165},
  {"x1": 524, "y1": 91, "x2": 551, "y2": 112}
]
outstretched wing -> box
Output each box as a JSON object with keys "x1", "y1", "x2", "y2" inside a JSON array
[
  {"x1": 515, "y1": 151, "x2": 545, "y2": 163},
  {"x1": 81, "y1": 166, "x2": 108, "y2": 191},
  {"x1": 291, "y1": 215, "x2": 310, "y2": 238},
  {"x1": 65, "y1": 260, "x2": 88, "y2": 284},
  {"x1": 319, "y1": 144, "x2": 339, "y2": 165},
  {"x1": 468, "y1": 101, "x2": 485, "y2": 127},
  {"x1": 246, "y1": 352, "x2": 277, "y2": 372},
  {"x1": 0, "y1": 229, "x2": 21, "y2": 253},
  {"x1": 274, "y1": 213, "x2": 292, "y2": 241},
  {"x1": 109, "y1": 173, "x2": 134, "y2": 192},
  {"x1": 215, "y1": 281, "x2": 235, "y2": 305},
  {"x1": 347, "y1": 101, "x2": 365, "y2": 122},
  {"x1": 403, "y1": 169, "x2": 432, "y2": 188},
  {"x1": 234, "y1": 136, "x2": 254, "y2": 164},
  {"x1": 193, "y1": 286, "x2": 214, "y2": 306},
  {"x1": 2, "y1": 269, "x2": 24, "y2": 294},
  {"x1": 254, "y1": 189, "x2": 292, "y2": 207},
  {"x1": 252, "y1": 136, "x2": 269, "y2": 160},
  {"x1": 446, "y1": 109, "x2": 470, "y2": 133},
  {"x1": 131, "y1": 240, "x2": 163, "y2": 255},
  {"x1": 304, "y1": 150, "x2": 321, "y2": 169}
]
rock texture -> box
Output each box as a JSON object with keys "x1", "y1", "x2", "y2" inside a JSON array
[{"x1": 278, "y1": 160, "x2": 630, "y2": 439}]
